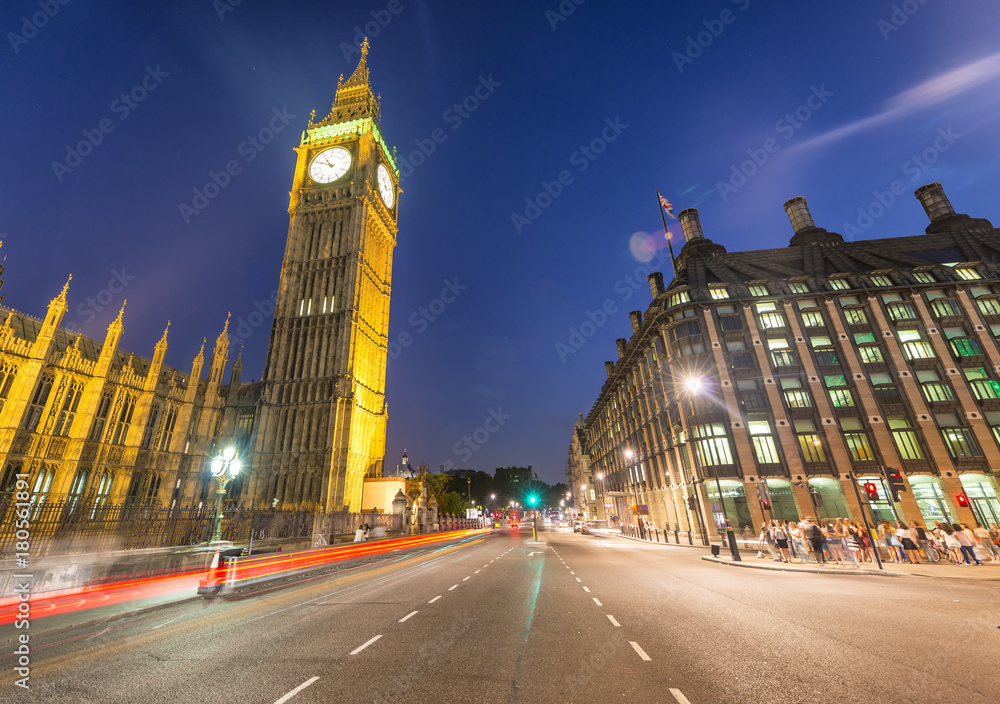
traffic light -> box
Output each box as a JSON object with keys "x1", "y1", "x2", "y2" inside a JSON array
[
  {"x1": 686, "y1": 496, "x2": 696, "y2": 510},
  {"x1": 956, "y1": 493, "x2": 970, "y2": 508},
  {"x1": 809, "y1": 491, "x2": 824, "y2": 509},
  {"x1": 528, "y1": 495, "x2": 537, "y2": 506},
  {"x1": 864, "y1": 482, "x2": 879, "y2": 501},
  {"x1": 881, "y1": 466, "x2": 907, "y2": 501},
  {"x1": 756, "y1": 482, "x2": 772, "y2": 511}
]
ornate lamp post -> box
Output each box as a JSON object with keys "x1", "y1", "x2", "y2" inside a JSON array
[
  {"x1": 209, "y1": 447, "x2": 242, "y2": 544},
  {"x1": 684, "y1": 376, "x2": 741, "y2": 561}
]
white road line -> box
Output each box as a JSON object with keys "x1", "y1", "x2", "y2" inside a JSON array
[
  {"x1": 274, "y1": 676, "x2": 319, "y2": 704},
  {"x1": 669, "y1": 688, "x2": 692, "y2": 704},
  {"x1": 606, "y1": 614, "x2": 621, "y2": 627},
  {"x1": 570, "y1": 571, "x2": 575, "y2": 575},
  {"x1": 448, "y1": 584, "x2": 459, "y2": 590},
  {"x1": 475, "y1": 570, "x2": 481, "y2": 573},
  {"x1": 350, "y1": 635, "x2": 383, "y2": 655},
  {"x1": 583, "y1": 586, "x2": 590, "y2": 593},
  {"x1": 630, "y1": 641, "x2": 651, "y2": 661},
  {"x1": 151, "y1": 617, "x2": 178, "y2": 630},
  {"x1": 463, "y1": 576, "x2": 471, "y2": 581},
  {"x1": 575, "y1": 577, "x2": 581, "y2": 582},
  {"x1": 592, "y1": 598, "x2": 602, "y2": 606},
  {"x1": 428, "y1": 596, "x2": 442, "y2": 603},
  {"x1": 399, "y1": 611, "x2": 418, "y2": 623}
]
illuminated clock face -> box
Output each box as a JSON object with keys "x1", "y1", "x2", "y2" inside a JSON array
[
  {"x1": 377, "y1": 164, "x2": 395, "y2": 208},
  {"x1": 310, "y1": 147, "x2": 351, "y2": 183}
]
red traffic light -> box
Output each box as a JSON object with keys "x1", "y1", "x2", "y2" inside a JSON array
[
  {"x1": 864, "y1": 482, "x2": 879, "y2": 500},
  {"x1": 761, "y1": 501, "x2": 772, "y2": 511},
  {"x1": 956, "y1": 493, "x2": 970, "y2": 508}
]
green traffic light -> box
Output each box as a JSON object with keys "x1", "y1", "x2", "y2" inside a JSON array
[{"x1": 529, "y1": 496, "x2": 536, "y2": 505}]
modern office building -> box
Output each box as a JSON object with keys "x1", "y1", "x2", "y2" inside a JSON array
[{"x1": 580, "y1": 183, "x2": 1000, "y2": 540}]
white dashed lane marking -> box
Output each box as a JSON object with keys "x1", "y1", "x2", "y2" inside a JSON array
[
  {"x1": 592, "y1": 598, "x2": 602, "y2": 606},
  {"x1": 463, "y1": 576, "x2": 471, "y2": 581},
  {"x1": 583, "y1": 586, "x2": 590, "y2": 593},
  {"x1": 669, "y1": 688, "x2": 692, "y2": 703},
  {"x1": 428, "y1": 596, "x2": 442, "y2": 603},
  {"x1": 575, "y1": 578, "x2": 581, "y2": 582},
  {"x1": 273, "y1": 676, "x2": 319, "y2": 704},
  {"x1": 607, "y1": 615, "x2": 621, "y2": 627},
  {"x1": 630, "y1": 641, "x2": 651, "y2": 661},
  {"x1": 448, "y1": 585, "x2": 459, "y2": 591},
  {"x1": 350, "y1": 635, "x2": 382, "y2": 655},
  {"x1": 399, "y1": 611, "x2": 418, "y2": 623}
]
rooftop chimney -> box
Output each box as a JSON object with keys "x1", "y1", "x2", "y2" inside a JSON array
[
  {"x1": 605, "y1": 361, "x2": 615, "y2": 378},
  {"x1": 629, "y1": 311, "x2": 642, "y2": 334},
  {"x1": 915, "y1": 182, "x2": 956, "y2": 222},
  {"x1": 648, "y1": 272, "x2": 665, "y2": 298},
  {"x1": 678, "y1": 208, "x2": 704, "y2": 241},
  {"x1": 615, "y1": 338, "x2": 627, "y2": 359},
  {"x1": 783, "y1": 197, "x2": 816, "y2": 235}
]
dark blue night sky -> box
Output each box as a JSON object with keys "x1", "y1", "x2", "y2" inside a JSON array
[{"x1": 2, "y1": 0, "x2": 999, "y2": 483}]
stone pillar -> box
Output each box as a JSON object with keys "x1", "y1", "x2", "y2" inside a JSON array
[{"x1": 429, "y1": 495, "x2": 439, "y2": 531}]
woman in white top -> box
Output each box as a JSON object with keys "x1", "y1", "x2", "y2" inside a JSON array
[{"x1": 895, "y1": 521, "x2": 921, "y2": 564}]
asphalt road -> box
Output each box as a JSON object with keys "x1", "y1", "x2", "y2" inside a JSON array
[{"x1": 2, "y1": 525, "x2": 997, "y2": 703}]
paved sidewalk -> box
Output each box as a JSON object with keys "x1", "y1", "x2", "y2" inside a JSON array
[{"x1": 703, "y1": 554, "x2": 1000, "y2": 580}]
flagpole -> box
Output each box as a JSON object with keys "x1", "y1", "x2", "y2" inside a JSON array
[{"x1": 656, "y1": 190, "x2": 677, "y2": 281}]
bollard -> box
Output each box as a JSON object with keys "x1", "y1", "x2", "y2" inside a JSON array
[
  {"x1": 674, "y1": 529, "x2": 679, "y2": 544},
  {"x1": 688, "y1": 530, "x2": 693, "y2": 545},
  {"x1": 656, "y1": 528, "x2": 660, "y2": 542}
]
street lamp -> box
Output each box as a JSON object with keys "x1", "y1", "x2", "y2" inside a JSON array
[
  {"x1": 209, "y1": 447, "x2": 242, "y2": 544},
  {"x1": 684, "y1": 375, "x2": 741, "y2": 561}
]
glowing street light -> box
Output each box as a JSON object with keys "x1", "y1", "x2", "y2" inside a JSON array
[
  {"x1": 209, "y1": 447, "x2": 242, "y2": 544},
  {"x1": 685, "y1": 375, "x2": 741, "y2": 562}
]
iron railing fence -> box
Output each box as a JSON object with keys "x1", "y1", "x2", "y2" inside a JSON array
[{"x1": 0, "y1": 493, "x2": 393, "y2": 558}]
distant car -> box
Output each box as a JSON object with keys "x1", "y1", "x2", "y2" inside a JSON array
[
  {"x1": 573, "y1": 521, "x2": 583, "y2": 533},
  {"x1": 510, "y1": 520, "x2": 519, "y2": 528},
  {"x1": 581, "y1": 523, "x2": 592, "y2": 535}
]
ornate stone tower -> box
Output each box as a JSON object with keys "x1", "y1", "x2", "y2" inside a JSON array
[{"x1": 254, "y1": 40, "x2": 398, "y2": 512}]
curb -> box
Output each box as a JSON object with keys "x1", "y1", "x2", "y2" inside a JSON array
[
  {"x1": 700, "y1": 555, "x2": 903, "y2": 577},
  {"x1": 599, "y1": 532, "x2": 713, "y2": 549}
]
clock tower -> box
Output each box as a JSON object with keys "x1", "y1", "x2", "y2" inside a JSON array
[{"x1": 254, "y1": 40, "x2": 398, "y2": 512}]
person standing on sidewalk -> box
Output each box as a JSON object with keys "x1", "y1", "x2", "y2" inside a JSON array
[
  {"x1": 952, "y1": 523, "x2": 981, "y2": 565},
  {"x1": 803, "y1": 518, "x2": 826, "y2": 565},
  {"x1": 790, "y1": 521, "x2": 812, "y2": 563},
  {"x1": 895, "y1": 521, "x2": 921, "y2": 565},
  {"x1": 772, "y1": 520, "x2": 792, "y2": 563},
  {"x1": 973, "y1": 523, "x2": 999, "y2": 563}
]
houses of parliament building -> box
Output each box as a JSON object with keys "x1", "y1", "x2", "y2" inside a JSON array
[{"x1": 0, "y1": 44, "x2": 398, "y2": 514}]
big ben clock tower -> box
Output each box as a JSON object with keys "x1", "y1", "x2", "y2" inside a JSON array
[{"x1": 254, "y1": 39, "x2": 398, "y2": 512}]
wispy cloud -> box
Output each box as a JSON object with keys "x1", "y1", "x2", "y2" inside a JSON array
[{"x1": 796, "y1": 53, "x2": 1000, "y2": 151}]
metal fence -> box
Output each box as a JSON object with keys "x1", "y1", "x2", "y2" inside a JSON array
[{"x1": 0, "y1": 493, "x2": 318, "y2": 558}]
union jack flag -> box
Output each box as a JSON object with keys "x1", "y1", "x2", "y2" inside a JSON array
[{"x1": 659, "y1": 193, "x2": 675, "y2": 219}]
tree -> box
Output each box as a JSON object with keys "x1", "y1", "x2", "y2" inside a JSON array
[{"x1": 437, "y1": 491, "x2": 467, "y2": 517}]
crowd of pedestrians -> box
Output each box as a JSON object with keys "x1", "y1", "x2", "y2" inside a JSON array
[{"x1": 756, "y1": 516, "x2": 1000, "y2": 567}]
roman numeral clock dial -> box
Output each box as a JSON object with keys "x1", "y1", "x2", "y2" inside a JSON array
[{"x1": 309, "y1": 147, "x2": 351, "y2": 183}]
